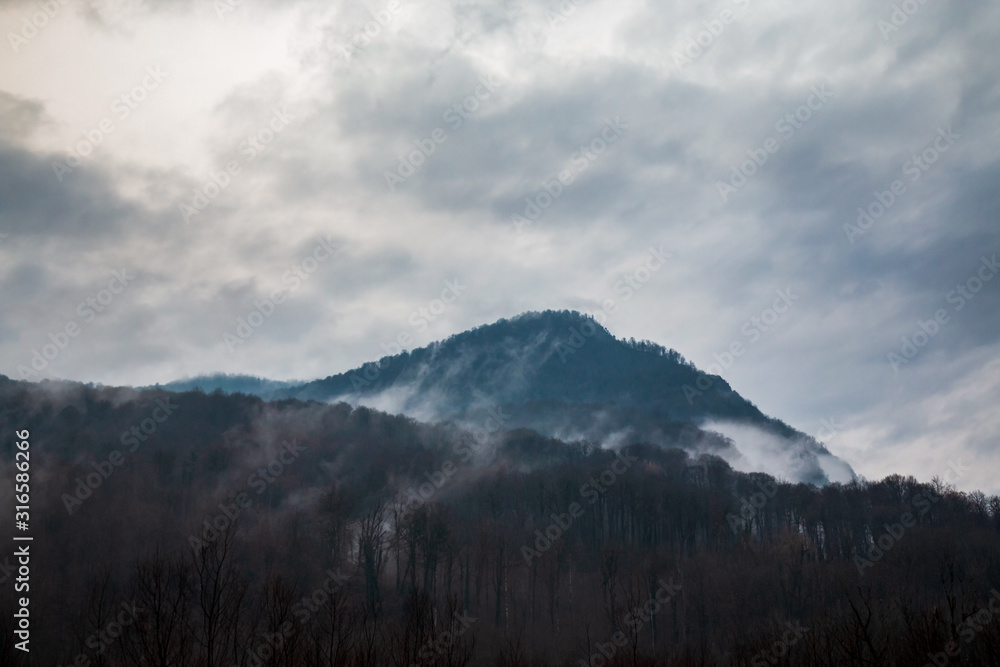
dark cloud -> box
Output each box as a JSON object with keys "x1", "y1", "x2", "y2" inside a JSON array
[{"x1": 0, "y1": 142, "x2": 139, "y2": 239}]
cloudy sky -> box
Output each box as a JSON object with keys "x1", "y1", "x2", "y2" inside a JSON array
[{"x1": 1, "y1": 0, "x2": 998, "y2": 492}]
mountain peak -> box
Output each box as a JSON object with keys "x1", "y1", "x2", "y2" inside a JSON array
[
  {"x1": 162, "y1": 312, "x2": 854, "y2": 485},
  {"x1": 434, "y1": 309, "x2": 614, "y2": 351}
]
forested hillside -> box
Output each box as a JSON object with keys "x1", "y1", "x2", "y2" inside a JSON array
[{"x1": 0, "y1": 378, "x2": 998, "y2": 665}]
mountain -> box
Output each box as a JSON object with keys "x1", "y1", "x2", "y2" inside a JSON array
[{"x1": 169, "y1": 310, "x2": 854, "y2": 485}]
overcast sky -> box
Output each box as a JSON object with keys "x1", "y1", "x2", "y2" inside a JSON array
[{"x1": 1, "y1": 0, "x2": 998, "y2": 493}]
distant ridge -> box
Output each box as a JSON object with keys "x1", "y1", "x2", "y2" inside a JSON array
[{"x1": 148, "y1": 373, "x2": 297, "y2": 400}]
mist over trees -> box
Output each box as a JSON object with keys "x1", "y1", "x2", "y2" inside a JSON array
[{"x1": 1, "y1": 376, "x2": 999, "y2": 666}]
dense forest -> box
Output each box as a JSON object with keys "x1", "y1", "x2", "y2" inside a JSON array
[{"x1": 1, "y1": 377, "x2": 999, "y2": 666}]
